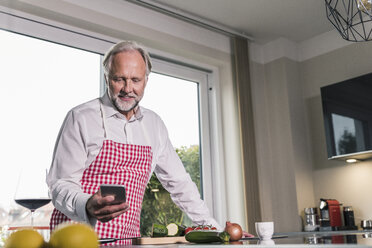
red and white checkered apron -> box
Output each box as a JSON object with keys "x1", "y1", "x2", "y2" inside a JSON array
[{"x1": 50, "y1": 110, "x2": 153, "y2": 246}]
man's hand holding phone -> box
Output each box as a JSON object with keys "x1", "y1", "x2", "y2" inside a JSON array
[{"x1": 86, "y1": 184, "x2": 129, "y2": 223}]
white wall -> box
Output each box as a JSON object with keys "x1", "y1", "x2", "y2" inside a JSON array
[{"x1": 0, "y1": 0, "x2": 247, "y2": 230}]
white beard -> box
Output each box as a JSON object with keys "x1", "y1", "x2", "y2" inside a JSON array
[{"x1": 108, "y1": 87, "x2": 143, "y2": 113}]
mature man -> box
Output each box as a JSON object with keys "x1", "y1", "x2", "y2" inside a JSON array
[{"x1": 47, "y1": 41, "x2": 220, "y2": 244}]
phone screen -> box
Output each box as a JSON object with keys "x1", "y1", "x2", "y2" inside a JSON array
[{"x1": 100, "y1": 184, "x2": 126, "y2": 203}]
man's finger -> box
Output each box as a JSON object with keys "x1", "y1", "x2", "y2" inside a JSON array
[
  {"x1": 94, "y1": 203, "x2": 129, "y2": 217},
  {"x1": 96, "y1": 205, "x2": 130, "y2": 222},
  {"x1": 98, "y1": 195, "x2": 115, "y2": 205},
  {"x1": 243, "y1": 231, "x2": 255, "y2": 237}
]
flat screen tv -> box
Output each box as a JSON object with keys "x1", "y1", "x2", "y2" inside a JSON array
[{"x1": 320, "y1": 74, "x2": 372, "y2": 160}]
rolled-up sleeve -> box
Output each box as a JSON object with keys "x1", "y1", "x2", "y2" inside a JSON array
[
  {"x1": 46, "y1": 110, "x2": 94, "y2": 224},
  {"x1": 154, "y1": 121, "x2": 222, "y2": 230}
]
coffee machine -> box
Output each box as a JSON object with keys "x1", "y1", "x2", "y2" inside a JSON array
[{"x1": 319, "y1": 198, "x2": 342, "y2": 231}]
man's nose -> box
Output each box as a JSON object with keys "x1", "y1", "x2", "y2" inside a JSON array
[{"x1": 122, "y1": 80, "x2": 133, "y2": 93}]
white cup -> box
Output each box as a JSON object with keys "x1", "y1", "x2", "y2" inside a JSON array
[
  {"x1": 258, "y1": 239, "x2": 275, "y2": 245},
  {"x1": 255, "y1": 221, "x2": 274, "y2": 240}
]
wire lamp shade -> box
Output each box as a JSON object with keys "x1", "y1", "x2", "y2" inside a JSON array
[{"x1": 325, "y1": 0, "x2": 372, "y2": 41}]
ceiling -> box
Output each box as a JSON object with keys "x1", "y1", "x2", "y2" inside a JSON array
[{"x1": 147, "y1": 0, "x2": 335, "y2": 44}]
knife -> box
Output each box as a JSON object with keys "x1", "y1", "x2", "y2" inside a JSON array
[
  {"x1": 99, "y1": 237, "x2": 140, "y2": 244},
  {"x1": 240, "y1": 234, "x2": 288, "y2": 241}
]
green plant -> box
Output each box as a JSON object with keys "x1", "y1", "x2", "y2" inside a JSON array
[{"x1": 140, "y1": 145, "x2": 201, "y2": 236}]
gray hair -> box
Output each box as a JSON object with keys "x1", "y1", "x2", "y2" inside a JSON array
[{"x1": 103, "y1": 40, "x2": 152, "y2": 79}]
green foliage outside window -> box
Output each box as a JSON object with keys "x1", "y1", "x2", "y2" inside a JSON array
[
  {"x1": 338, "y1": 129, "x2": 357, "y2": 154},
  {"x1": 140, "y1": 145, "x2": 201, "y2": 236}
]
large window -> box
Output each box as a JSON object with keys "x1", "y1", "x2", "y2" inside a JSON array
[
  {"x1": 140, "y1": 72, "x2": 205, "y2": 235},
  {"x1": 0, "y1": 29, "x2": 101, "y2": 228},
  {"x1": 0, "y1": 11, "x2": 217, "y2": 236}
]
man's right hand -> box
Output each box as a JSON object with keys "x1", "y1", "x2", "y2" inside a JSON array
[{"x1": 86, "y1": 189, "x2": 130, "y2": 223}]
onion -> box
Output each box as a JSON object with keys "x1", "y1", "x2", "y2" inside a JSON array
[{"x1": 224, "y1": 221, "x2": 243, "y2": 241}]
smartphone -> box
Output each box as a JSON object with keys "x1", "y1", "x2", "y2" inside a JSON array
[{"x1": 100, "y1": 184, "x2": 126, "y2": 203}]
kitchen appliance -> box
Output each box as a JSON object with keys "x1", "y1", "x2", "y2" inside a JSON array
[
  {"x1": 304, "y1": 207, "x2": 319, "y2": 231},
  {"x1": 361, "y1": 220, "x2": 372, "y2": 230},
  {"x1": 343, "y1": 206, "x2": 357, "y2": 230},
  {"x1": 319, "y1": 198, "x2": 342, "y2": 231}
]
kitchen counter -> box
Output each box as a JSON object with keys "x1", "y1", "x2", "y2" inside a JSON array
[{"x1": 103, "y1": 230, "x2": 372, "y2": 247}]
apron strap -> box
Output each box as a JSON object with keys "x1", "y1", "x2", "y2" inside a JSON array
[
  {"x1": 140, "y1": 119, "x2": 151, "y2": 147},
  {"x1": 99, "y1": 101, "x2": 108, "y2": 139},
  {"x1": 139, "y1": 113, "x2": 155, "y2": 176}
]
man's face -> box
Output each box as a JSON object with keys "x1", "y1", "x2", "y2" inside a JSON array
[{"x1": 107, "y1": 50, "x2": 147, "y2": 119}]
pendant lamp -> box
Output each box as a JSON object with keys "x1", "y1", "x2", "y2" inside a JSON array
[{"x1": 325, "y1": 0, "x2": 372, "y2": 41}]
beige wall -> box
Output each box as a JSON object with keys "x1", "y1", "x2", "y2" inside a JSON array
[
  {"x1": 250, "y1": 38, "x2": 372, "y2": 232},
  {"x1": 250, "y1": 57, "x2": 309, "y2": 232},
  {"x1": 302, "y1": 42, "x2": 372, "y2": 225}
]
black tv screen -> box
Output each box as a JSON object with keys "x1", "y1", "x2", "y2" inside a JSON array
[{"x1": 320, "y1": 74, "x2": 372, "y2": 160}]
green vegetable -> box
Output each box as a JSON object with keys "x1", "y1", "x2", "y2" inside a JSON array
[
  {"x1": 185, "y1": 230, "x2": 230, "y2": 243},
  {"x1": 152, "y1": 224, "x2": 168, "y2": 237},
  {"x1": 166, "y1": 223, "x2": 185, "y2": 236},
  {"x1": 219, "y1": 231, "x2": 230, "y2": 242}
]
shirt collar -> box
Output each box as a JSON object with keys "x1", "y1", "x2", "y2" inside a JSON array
[{"x1": 100, "y1": 91, "x2": 144, "y2": 121}]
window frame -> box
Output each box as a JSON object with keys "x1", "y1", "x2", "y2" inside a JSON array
[
  {"x1": 0, "y1": 6, "x2": 227, "y2": 223},
  {"x1": 150, "y1": 59, "x2": 214, "y2": 210}
]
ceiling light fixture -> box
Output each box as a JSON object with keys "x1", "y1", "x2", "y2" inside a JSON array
[
  {"x1": 346, "y1": 158, "x2": 359, "y2": 163},
  {"x1": 325, "y1": 0, "x2": 372, "y2": 41}
]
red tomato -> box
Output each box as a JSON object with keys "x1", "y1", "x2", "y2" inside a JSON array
[
  {"x1": 203, "y1": 226, "x2": 210, "y2": 230},
  {"x1": 185, "y1": 227, "x2": 193, "y2": 234},
  {"x1": 211, "y1": 227, "x2": 217, "y2": 230},
  {"x1": 194, "y1": 226, "x2": 202, "y2": 230}
]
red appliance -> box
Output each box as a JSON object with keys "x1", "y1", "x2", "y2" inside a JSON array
[
  {"x1": 328, "y1": 199, "x2": 342, "y2": 227},
  {"x1": 319, "y1": 198, "x2": 342, "y2": 230}
]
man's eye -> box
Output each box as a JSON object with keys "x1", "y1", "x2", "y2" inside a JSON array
[
  {"x1": 113, "y1": 77, "x2": 123, "y2": 82},
  {"x1": 132, "y1": 78, "x2": 140, "y2": 83}
]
